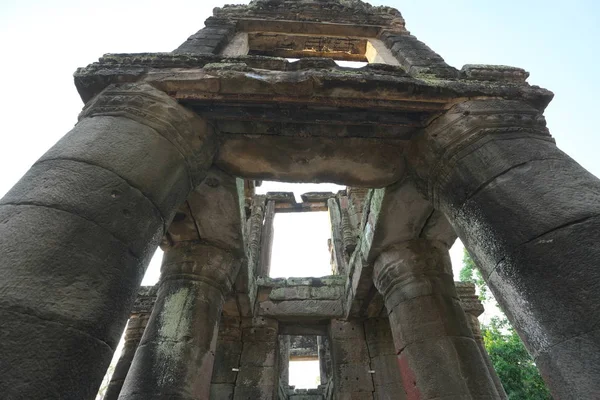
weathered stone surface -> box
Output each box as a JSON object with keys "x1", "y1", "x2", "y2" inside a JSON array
[
  {"x1": 408, "y1": 98, "x2": 600, "y2": 399},
  {"x1": 119, "y1": 243, "x2": 239, "y2": 400},
  {"x1": 329, "y1": 320, "x2": 374, "y2": 398},
  {"x1": 0, "y1": 83, "x2": 213, "y2": 399},
  {"x1": 234, "y1": 317, "x2": 280, "y2": 400},
  {"x1": 374, "y1": 240, "x2": 500, "y2": 400}
]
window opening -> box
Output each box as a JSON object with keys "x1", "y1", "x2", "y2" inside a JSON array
[
  {"x1": 141, "y1": 248, "x2": 163, "y2": 285},
  {"x1": 255, "y1": 182, "x2": 344, "y2": 203},
  {"x1": 334, "y1": 60, "x2": 368, "y2": 68},
  {"x1": 269, "y1": 212, "x2": 332, "y2": 278},
  {"x1": 281, "y1": 335, "x2": 329, "y2": 391},
  {"x1": 289, "y1": 360, "x2": 321, "y2": 389}
]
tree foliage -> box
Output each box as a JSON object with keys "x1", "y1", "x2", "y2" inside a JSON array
[{"x1": 460, "y1": 249, "x2": 552, "y2": 400}]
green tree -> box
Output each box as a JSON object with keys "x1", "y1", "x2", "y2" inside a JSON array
[
  {"x1": 460, "y1": 249, "x2": 552, "y2": 400},
  {"x1": 458, "y1": 249, "x2": 488, "y2": 301}
]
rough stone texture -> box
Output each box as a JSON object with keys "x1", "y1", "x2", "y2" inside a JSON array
[
  {"x1": 259, "y1": 200, "x2": 276, "y2": 277},
  {"x1": 234, "y1": 317, "x2": 280, "y2": 400},
  {"x1": 2, "y1": 0, "x2": 592, "y2": 398},
  {"x1": 0, "y1": 83, "x2": 215, "y2": 400},
  {"x1": 118, "y1": 243, "x2": 239, "y2": 400},
  {"x1": 408, "y1": 98, "x2": 600, "y2": 399},
  {"x1": 210, "y1": 315, "x2": 243, "y2": 400},
  {"x1": 256, "y1": 276, "x2": 345, "y2": 320},
  {"x1": 329, "y1": 319, "x2": 374, "y2": 399},
  {"x1": 175, "y1": 23, "x2": 237, "y2": 54},
  {"x1": 328, "y1": 198, "x2": 347, "y2": 275},
  {"x1": 363, "y1": 319, "x2": 406, "y2": 400},
  {"x1": 380, "y1": 31, "x2": 458, "y2": 78},
  {"x1": 373, "y1": 240, "x2": 501, "y2": 400}
]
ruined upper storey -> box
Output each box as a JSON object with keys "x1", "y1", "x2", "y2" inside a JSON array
[
  {"x1": 213, "y1": 0, "x2": 406, "y2": 29},
  {"x1": 73, "y1": 0, "x2": 553, "y2": 187}
]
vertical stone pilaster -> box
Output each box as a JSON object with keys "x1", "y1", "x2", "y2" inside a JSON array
[
  {"x1": 456, "y1": 282, "x2": 508, "y2": 399},
  {"x1": 317, "y1": 335, "x2": 331, "y2": 385},
  {"x1": 259, "y1": 200, "x2": 276, "y2": 277},
  {"x1": 118, "y1": 243, "x2": 239, "y2": 400},
  {"x1": 279, "y1": 335, "x2": 291, "y2": 389},
  {"x1": 328, "y1": 198, "x2": 347, "y2": 275},
  {"x1": 408, "y1": 99, "x2": 600, "y2": 399},
  {"x1": 363, "y1": 318, "x2": 406, "y2": 400},
  {"x1": 329, "y1": 319, "x2": 374, "y2": 400},
  {"x1": 373, "y1": 240, "x2": 500, "y2": 400},
  {"x1": 210, "y1": 315, "x2": 243, "y2": 400},
  {"x1": 0, "y1": 83, "x2": 215, "y2": 399},
  {"x1": 234, "y1": 317, "x2": 280, "y2": 400},
  {"x1": 247, "y1": 195, "x2": 267, "y2": 303}
]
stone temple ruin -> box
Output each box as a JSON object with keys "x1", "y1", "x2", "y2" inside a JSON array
[{"x1": 0, "y1": 0, "x2": 598, "y2": 399}]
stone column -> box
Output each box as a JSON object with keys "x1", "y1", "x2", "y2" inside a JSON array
[
  {"x1": 456, "y1": 282, "x2": 508, "y2": 400},
  {"x1": 363, "y1": 318, "x2": 406, "y2": 400},
  {"x1": 329, "y1": 319, "x2": 374, "y2": 399},
  {"x1": 407, "y1": 99, "x2": 600, "y2": 399},
  {"x1": 0, "y1": 83, "x2": 215, "y2": 399},
  {"x1": 104, "y1": 286, "x2": 157, "y2": 400},
  {"x1": 118, "y1": 242, "x2": 239, "y2": 400},
  {"x1": 234, "y1": 317, "x2": 280, "y2": 400},
  {"x1": 374, "y1": 240, "x2": 501, "y2": 400}
]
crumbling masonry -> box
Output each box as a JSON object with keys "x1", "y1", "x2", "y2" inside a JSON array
[{"x1": 0, "y1": 1, "x2": 598, "y2": 399}]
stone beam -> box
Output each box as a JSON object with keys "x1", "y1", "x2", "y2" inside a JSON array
[
  {"x1": 266, "y1": 191, "x2": 334, "y2": 213},
  {"x1": 74, "y1": 54, "x2": 551, "y2": 188},
  {"x1": 255, "y1": 277, "x2": 345, "y2": 320}
]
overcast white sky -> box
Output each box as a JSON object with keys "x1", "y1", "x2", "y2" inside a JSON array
[{"x1": 3, "y1": 0, "x2": 598, "y2": 393}]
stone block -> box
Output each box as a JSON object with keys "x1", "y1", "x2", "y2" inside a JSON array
[
  {"x1": 330, "y1": 339, "x2": 370, "y2": 364},
  {"x1": 212, "y1": 341, "x2": 243, "y2": 383},
  {"x1": 210, "y1": 383, "x2": 235, "y2": 400},
  {"x1": 387, "y1": 295, "x2": 472, "y2": 350},
  {"x1": 240, "y1": 341, "x2": 277, "y2": 367},
  {"x1": 398, "y1": 336, "x2": 498, "y2": 399},
  {"x1": 334, "y1": 364, "x2": 374, "y2": 393}
]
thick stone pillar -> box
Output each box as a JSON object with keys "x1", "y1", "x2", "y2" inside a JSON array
[
  {"x1": 104, "y1": 286, "x2": 157, "y2": 400},
  {"x1": 0, "y1": 83, "x2": 215, "y2": 399},
  {"x1": 408, "y1": 99, "x2": 600, "y2": 399},
  {"x1": 363, "y1": 318, "x2": 406, "y2": 400},
  {"x1": 234, "y1": 317, "x2": 280, "y2": 400},
  {"x1": 457, "y1": 282, "x2": 508, "y2": 399},
  {"x1": 329, "y1": 319, "x2": 374, "y2": 400},
  {"x1": 118, "y1": 242, "x2": 239, "y2": 400},
  {"x1": 374, "y1": 240, "x2": 500, "y2": 400}
]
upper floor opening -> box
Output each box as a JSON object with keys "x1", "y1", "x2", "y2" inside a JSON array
[{"x1": 221, "y1": 31, "x2": 399, "y2": 65}]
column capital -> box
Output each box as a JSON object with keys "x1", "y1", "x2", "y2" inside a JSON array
[
  {"x1": 80, "y1": 83, "x2": 217, "y2": 187},
  {"x1": 161, "y1": 242, "x2": 241, "y2": 295},
  {"x1": 407, "y1": 99, "x2": 551, "y2": 211},
  {"x1": 373, "y1": 239, "x2": 455, "y2": 304}
]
